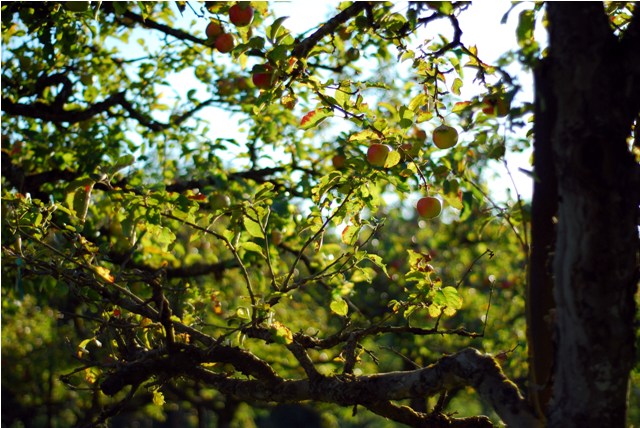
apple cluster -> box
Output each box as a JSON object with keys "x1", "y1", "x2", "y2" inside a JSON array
[{"x1": 205, "y1": 3, "x2": 255, "y2": 54}]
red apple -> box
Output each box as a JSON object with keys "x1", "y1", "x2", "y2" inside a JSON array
[
  {"x1": 206, "y1": 21, "x2": 223, "y2": 39},
  {"x1": 367, "y1": 143, "x2": 390, "y2": 168},
  {"x1": 416, "y1": 196, "x2": 442, "y2": 219},
  {"x1": 413, "y1": 128, "x2": 427, "y2": 142},
  {"x1": 252, "y1": 64, "x2": 275, "y2": 89},
  {"x1": 432, "y1": 124, "x2": 458, "y2": 149},
  {"x1": 332, "y1": 154, "x2": 346, "y2": 169},
  {"x1": 228, "y1": 3, "x2": 254, "y2": 27},
  {"x1": 215, "y1": 33, "x2": 235, "y2": 53}
]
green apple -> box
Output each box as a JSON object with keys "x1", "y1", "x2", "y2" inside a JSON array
[
  {"x1": 210, "y1": 193, "x2": 231, "y2": 211},
  {"x1": 432, "y1": 124, "x2": 458, "y2": 149}
]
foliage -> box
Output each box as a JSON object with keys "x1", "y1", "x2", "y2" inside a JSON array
[{"x1": 1, "y1": 2, "x2": 637, "y2": 427}]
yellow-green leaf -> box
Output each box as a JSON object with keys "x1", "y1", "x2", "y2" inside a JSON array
[{"x1": 330, "y1": 296, "x2": 349, "y2": 316}]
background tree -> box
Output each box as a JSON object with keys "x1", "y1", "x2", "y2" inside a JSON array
[{"x1": 1, "y1": 2, "x2": 638, "y2": 427}]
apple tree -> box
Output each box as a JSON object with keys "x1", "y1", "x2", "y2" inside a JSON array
[{"x1": 1, "y1": 2, "x2": 638, "y2": 427}]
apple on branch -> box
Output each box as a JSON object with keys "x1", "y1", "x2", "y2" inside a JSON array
[
  {"x1": 367, "y1": 143, "x2": 390, "y2": 168},
  {"x1": 417, "y1": 196, "x2": 443, "y2": 219},
  {"x1": 432, "y1": 124, "x2": 458, "y2": 149},
  {"x1": 215, "y1": 33, "x2": 235, "y2": 53},
  {"x1": 252, "y1": 64, "x2": 275, "y2": 89},
  {"x1": 228, "y1": 3, "x2": 254, "y2": 27}
]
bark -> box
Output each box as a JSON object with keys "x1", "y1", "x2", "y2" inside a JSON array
[
  {"x1": 539, "y1": 3, "x2": 640, "y2": 426},
  {"x1": 527, "y1": 56, "x2": 558, "y2": 420}
]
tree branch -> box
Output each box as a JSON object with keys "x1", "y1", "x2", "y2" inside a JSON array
[
  {"x1": 145, "y1": 348, "x2": 542, "y2": 427},
  {"x1": 291, "y1": 2, "x2": 370, "y2": 59}
]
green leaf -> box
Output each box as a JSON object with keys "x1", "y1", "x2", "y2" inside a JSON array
[
  {"x1": 384, "y1": 150, "x2": 401, "y2": 168},
  {"x1": 341, "y1": 224, "x2": 359, "y2": 246},
  {"x1": 452, "y1": 101, "x2": 472, "y2": 113},
  {"x1": 240, "y1": 241, "x2": 265, "y2": 257},
  {"x1": 269, "y1": 16, "x2": 289, "y2": 42},
  {"x1": 452, "y1": 78, "x2": 463, "y2": 95},
  {"x1": 365, "y1": 254, "x2": 389, "y2": 277},
  {"x1": 436, "y1": 286, "x2": 462, "y2": 309},
  {"x1": 300, "y1": 109, "x2": 334, "y2": 129},
  {"x1": 243, "y1": 217, "x2": 264, "y2": 238},
  {"x1": 517, "y1": 9, "x2": 535, "y2": 48},
  {"x1": 330, "y1": 296, "x2": 349, "y2": 316}
]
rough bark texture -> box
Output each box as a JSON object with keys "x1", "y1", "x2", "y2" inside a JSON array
[
  {"x1": 540, "y1": 3, "x2": 640, "y2": 426},
  {"x1": 527, "y1": 57, "x2": 558, "y2": 420}
]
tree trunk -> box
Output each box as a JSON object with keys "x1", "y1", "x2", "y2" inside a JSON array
[{"x1": 540, "y1": 3, "x2": 640, "y2": 426}]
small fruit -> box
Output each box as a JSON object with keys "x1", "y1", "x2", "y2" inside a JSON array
[
  {"x1": 482, "y1": 94, "x2": 510, "y2": 117},
  {"x1": 367, "y1": 144, "x2": 390, "y2": 168},
  {"x1": 252, "y1": 64, "x2": 275, "y2": 89},
  {"x1": 210, "y1": 193, "x2": 231, "y2": 211},
  {"x1": 206, "y1": 21, "x2": 224, "y2": 39},
  {"x1": 416, "y1": 196, "x2": 442, "y2": 219},
  {"x1": 346, "y1": 47, "x2": 360, "y2": 62},
  {"x1": 215, "y1": 33, "x2": 235, "y2": 53},
  {"x1": 413, "y1": 128, "x2": 427, "y2": 142},
  {"x1": 332, "y1": 154, "x2": 346, "y2": 169},
  {"x1": 270, "y1": 229, "x2": 283, "y2": 245},
  {"x1": 432, "y1": 124, "x2": 458, "y2": 149},
  {"x1": 228, "y1": 3, "x2": 254, "y2": 27}
]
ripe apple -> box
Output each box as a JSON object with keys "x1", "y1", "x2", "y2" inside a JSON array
[
  {"x1": 432, "y1": 124, "x2": 458, "y2": 149},
  {"x1": 367, "y1": 143, "x2": 390, "y2": 167},
  {"x1": 332, "y1": 154, "x2": 346, "y2": 169},
  {"x1": 206, "y1": 21, "x2": 223, "y2": 39},
  {"x1": 482, "y1": 94, "x2": 510, "y2": 117},
  {"x1": 215, "y1": 33, "x2": 235, "y2": 53},
  {"x1": 252, "y1": 64, "x2": 275, "y2": 89},
  {"x1": 413, "y1": 128, "x2": 427, "y2": 142},
  {"x1": 416, "y1": 196, "x2": 442, "y2": 219},
  {"x1": 228, "y1": 3, "x2": 254, "y2": 27}
]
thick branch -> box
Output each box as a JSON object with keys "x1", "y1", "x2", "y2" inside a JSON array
[
  {"x1": 178, "y1": 348, "x2": 541, "y2": 427},
  {"x1": 291, "y1": 2, "x2": 369, "y2": 59},
  {"x1": 1, "y1": 92, "x2": 127, "y2": 123},
  {"x1": 120, "y1": 9, "x2": 208, "y2": 45}
]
